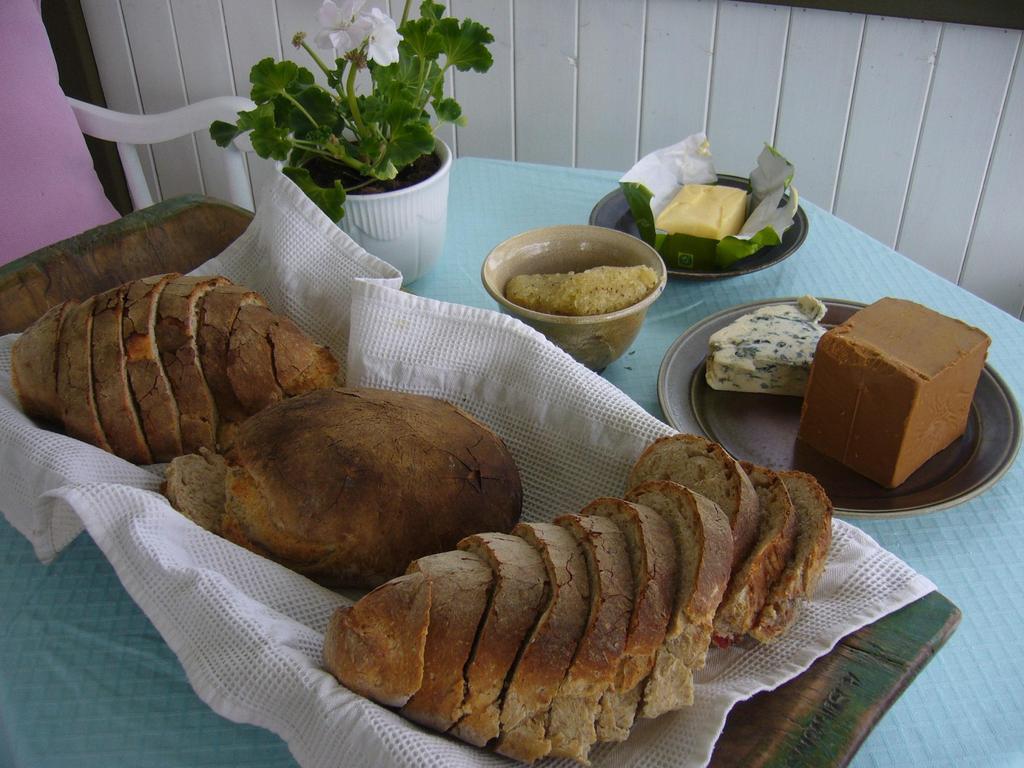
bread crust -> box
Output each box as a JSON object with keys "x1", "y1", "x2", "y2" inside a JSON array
[
  {"x1": 156, "y1": 275, "x2": 231, "y2": 454},
  {"x1": 123, "y1": 273, "x2": 183, "y2": 461},
  {"x1": 219, "y1": 387, "x2": 523, "y2": 588},
  {"x1": 548, "y1": 513, "x2": 633, "y2": 763},
  {"x1": 92, "y1": 285, "x2": 152, "y2": 464},
  {"x1": 628, "y1": 434, "x2": 760, "y2": 570},
  {"x1": 714, "y1": 463, "x2": 798, "y2": 642},
  {"x1": 496, "y1": 522, "x2": 590, "y2": 763},
  {"x1": 452, "y1": 532, "x2": 548, "y2": 747},
  {"x1": 11, "y1": 300, "x2": 73, "y2": 424},
  {"x1": 323, "y1": 571, "x2": 432, "y2": 708},
  {"x1": 401, "y1": 551, "x2": 494, "y2": 731},
  {"x1": 57, "y1": 296, "x2": 112, "y2": 451}
]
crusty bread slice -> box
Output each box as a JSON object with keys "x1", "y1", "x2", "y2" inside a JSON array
[
  {"x1": 581, "y1": 497, "x2": 676, "y2": 742},
  {"x1": 92, "y1": 285, "x2": 152, "y2": 464},
  {"x1": 162, "y1": 448, "x2": 228, "y2": 532},
  {"x1": 323, "y1": 570, "x2": 432, "y2": 708},
  {"x1": 56, "y1": 296, "x2": 112, "y2": 452},
  {"x1": 265, "y1": 311, "x2": 340, "y2": 396},
  {"x1": 452, "y1": 533, "x2": 548, "y2": 747},
  {"x1": 226, "y1": 303, "x2": 285, "y2": 416},
  {"x1": 749, "y1": 470, "x2": 833, "y2": 642},
  {"x1": 400, "y1": 550, "x2": 494, "y2": 732},
  {"x1": 11, "y1": 300, "x2": 74, "y2": 424},
  {"x1": 548, "y1": 513, "x2": 633, "y2": 763},
  {"x1": 196, "y1": 284, "x2": 267, "y2": 443},
  {"x1": 496, "y1": 522, "x2": 590, "y2": 763},
  {"x1": 624, "y1": 480, "x2": 733, "y2": 718},
  {"x1": 156, "y1": 275, "x2": 231, "y2": 454},
  {"x1": 123, "y1": 273, "x2": 183, "y2": 461},
  {"x1": 714, "y1": 463, "x2": 798, "y2": 643},
  {"x1": 627, "y1": 434, "x2": 760, "y2": 570}
]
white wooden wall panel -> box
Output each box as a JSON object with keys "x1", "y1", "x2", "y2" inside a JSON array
[
  {"x1": 221, "y1": 0, "x2": 281, "y2": 206},
  {"x1": 78, "y1": 0, "x2": 1024, "y2": 315},
  {"x1": 961, "y1": 42, "x2": 1024, "y2": 317},
  {"x1": 832, "y1": 17, "x2": 938, "y2": 248},
  {"x1": 774, "y1": 8, "x2": 862, "y2": 209},
  {"x1": 896, "y1": 24, "x2": 1019, "y2": 283},
  {"x1": 706, "y1": 1, "x2": 788, "y2": 176},
  {"x1": 638, "y1": 0, "x2": 716, "y2": 157},
  {"x1": 451, "y1": 0, "x2": 514, "y2": 160},
  {"x1": 118, "y1": 0, "x2": 204, "y2": 200},
  {"x1": 575, "y1": 0, "x2": 645, "y2": 171},
  {"x1": 513, "y1": 0, "x2": 576, "y2": 166},
  {"x1": 79, "y1": 0, "x2": 158, "y2": 196}
]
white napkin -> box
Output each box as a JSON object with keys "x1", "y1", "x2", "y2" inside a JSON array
[{"x1": 0, "y1": 172, "x2": 934, "y2": 768}]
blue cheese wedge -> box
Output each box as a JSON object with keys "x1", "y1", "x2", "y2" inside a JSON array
[{"x1": 706, "y1": 296, "x2": 827, "y2": 396}]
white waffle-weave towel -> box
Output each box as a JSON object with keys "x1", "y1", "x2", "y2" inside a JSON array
[{"x1": 0, "y1": 172, "x2": 935, "y2": 768}]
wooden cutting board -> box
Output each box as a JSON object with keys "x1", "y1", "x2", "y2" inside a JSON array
[{"x1": 0, "y1": 196, "x2": 961, "y2": 766}]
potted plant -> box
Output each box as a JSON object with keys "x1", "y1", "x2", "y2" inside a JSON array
[{"x1": 210, "y1": 0, "x2": 494, "y2": 283}]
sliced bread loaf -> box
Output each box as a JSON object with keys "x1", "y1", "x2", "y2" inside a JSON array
[
  {"x1": 581, "y1": 497, "x2": 676, "y2": 742},
  {"x1": 714, "y1": 463, "x2": 798, "y2": 643},
  {"x1": 495, "y1": 522, "x2": 590, "y2": 763},
  {"x1": 749, "y1": 470, "x2": 833, "y2": 642},
  {"x1": 11, "y1": 300, "x2": 74, "y2": 424},
  {"x1": 624, "y1": 480, "x2": 733, "y2": 718},
  {"x1": 92, "y1": 285, "x2": 152, "y2": 464},
  {"x1": 123, "y1": 273, "x2": 183, "y2": 461},
  {"x1": 452, "y1": 532, "x2": 548, "y2": 747},
  {"x1": 323, "y1": 570, "x2": 433, "y2": 708},
  {"x1": 57, "y1": 296, "x2": 112, "y2": 451},
  {"x1": 401, "y1": 550, "x2": 494, "y2": 732},
  {"x1": 155, "y1": 275, "x2": 231, "y2": 454},
  {"x1": 225, "y1": 303, "x2": 285, "y2": 416},
  {"x1": 548, "y1": 512, "x2": 634, "y2": 763},
  {"x1": 627, "y1": 434, "x2": 760, "y2": 570}
]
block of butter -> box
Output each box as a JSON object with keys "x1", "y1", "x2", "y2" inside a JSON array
[
  {"x1": 797, "y1": 297, "x2": 991, "y2": 488},
  {"x1": 655, "y1": 183, "x2": 749, "y2": 239}
]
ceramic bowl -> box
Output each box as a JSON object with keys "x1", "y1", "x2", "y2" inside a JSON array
[{"x1": 481, "y1": 224, "x2": 667, "y2": 371}]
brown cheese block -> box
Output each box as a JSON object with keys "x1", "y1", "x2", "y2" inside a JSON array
[
  {"x1": 548, "y1": 513, "x2": 633, "y2": 763},
  {"x1": 155, "y1": 275, "x2": 231, "y2": 454},
  {"x1": 323, "y1": 571, "x2": 433, "y2": 708},
  {"x1": 92, "y1": 285, "x2": 152, "y2": 464},
  {"x1": 400, "y1": 550, "x2": 494, "y2": 732},
  {"x1": 496, "y1": 522, "x2": 590, "y2": 763},
  {"x1": 581, "y1": 497, "x2": 676, "y2": 742},
  {"x1": 452, "y1": 532, "x2": 548, "y2": 747},
  {"x1": 798, "y1": 297, "x2": 990, "y2": 488},
  {"x1": 624, "y1": 480, "x2": 732, "y2": 718},
  {"x1": 56, "y1": 296, "x2": 112, "y2": 451},
  {"x1": 11, "y1": 300, "x2": 74, "y2": 424},
  {"x1": 627, "y1": 434, "x2": 761, "y2": 571},
  {"x1": 123, "y1": 273, "x2": 183, "y2": 461},
  {"x1": 714, "y1": 463, "x2": 798, "y2": 643}
]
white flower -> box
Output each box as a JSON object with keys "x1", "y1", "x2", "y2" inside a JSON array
[
  {"x1": 365, "y1": 7, "x2": 402, "y2": 66},
  {"x1": 314, "y1": 0, "x2": 372, "y2": 56}
]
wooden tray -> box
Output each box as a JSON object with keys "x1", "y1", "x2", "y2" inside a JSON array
[{"x1": 0, "y1": 197, "x2": 961, "y2": 766}]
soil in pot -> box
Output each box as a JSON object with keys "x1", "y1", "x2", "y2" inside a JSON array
[{"x1": 306, "y1": 151, "x2": 442, "y2": 195}]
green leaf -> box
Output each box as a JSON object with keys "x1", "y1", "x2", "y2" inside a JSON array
[
  {"x1": 436, "y1": 17, "x2": 494, "y2": 72},
  {"x1": 249, "y1": 58, "x2": 302, "y2": 103},
  {"x1": 657, "y1": 233, "x2": 719, "y2": 270},
  {"x1": 290, "y1": 86, "x2": 338, "y2": 133},
  {"x1": 399, "y1": 17, "x2": 444, "y2": 62},
  {"x1": 417, "y1": 0, "x2": 447, "y2": 22},
  {"x1": 210, "y1": 120, "x2": 242, "y2": 147},
  {"x1": 433, "y1": 97, "x2": 462, "y2": 123},
  {"x1": 387, "y1": 121, "x2": 436, "y2": 167},
  {"x1": 619, "y1": 182, "x2": 657, "y2": 246},
  {"x1": 282, "y1": 166, "x2": 347, "y2": 221}
]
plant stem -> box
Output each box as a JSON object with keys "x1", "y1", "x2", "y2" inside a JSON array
[
  {"x1": 300, "y1": 40, "x2": 334, "y2": 81},
  {"x1": 345, "y1": 61, "x2": 367, "y2": 136},
  {"x1": 292, "y1": 139, "x2": 364, "y2": 171},
  {"x1": 400, "y1": 0, "x2": 413, "y2": 26}
]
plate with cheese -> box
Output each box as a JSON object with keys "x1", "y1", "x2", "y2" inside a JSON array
[
  {"x1": 589, "y1": 175, "x2": 809, "y2": 280},
  {"x1": 658, "y1": 297, "x2": 1020, "y2": 516}
]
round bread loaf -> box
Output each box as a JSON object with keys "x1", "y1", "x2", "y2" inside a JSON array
[{"x1": 218, "y1": 387, "x2": 523, "y2": 589}]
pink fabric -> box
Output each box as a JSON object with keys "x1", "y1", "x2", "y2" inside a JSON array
[{"x1": 0, "y1": 0, "x2": 120, "y2": 267}]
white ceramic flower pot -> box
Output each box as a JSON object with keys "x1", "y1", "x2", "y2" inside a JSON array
[{"x1": 338, "y1": 139, "x2": 453, "y2": 285}]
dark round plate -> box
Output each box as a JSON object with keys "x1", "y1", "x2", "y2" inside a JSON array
[
  {"x1": 588, "y1": 174, "x2": 809, "y2": 280},
  {"x1": 658, "y1": 298, "x2": 1021, "y2": 517}
]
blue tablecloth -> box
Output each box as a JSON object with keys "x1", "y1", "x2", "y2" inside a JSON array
[{"x1": 2, "y1": 158, "x2": 1022, "y2": 767}]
